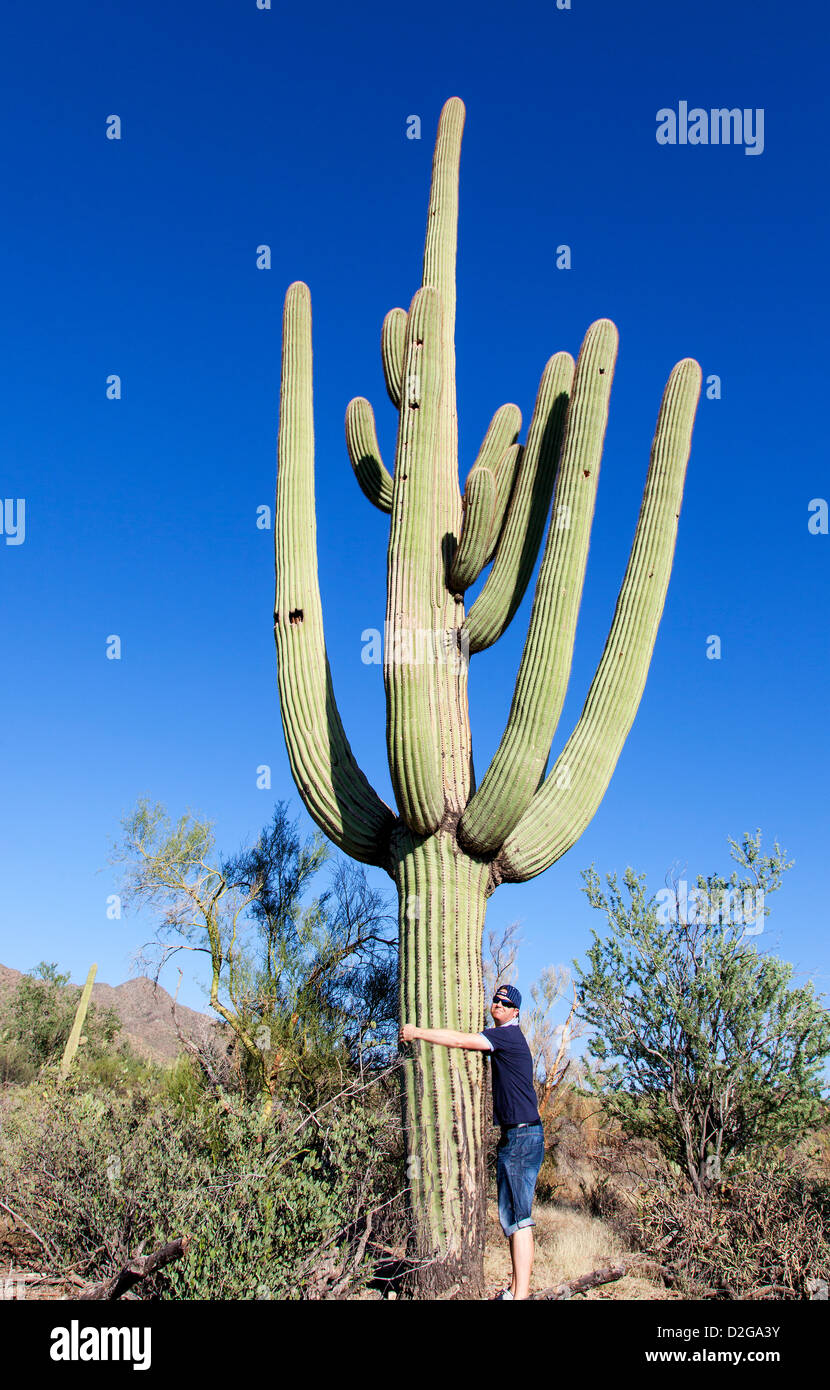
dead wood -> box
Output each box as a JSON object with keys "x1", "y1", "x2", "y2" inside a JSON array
[
  {"x1": 78, "y1": 1235, "x2": 191, "y2": 1300},
  {"x1": 529, "y1": 1260, "x2": 629, "y2": 1300}
]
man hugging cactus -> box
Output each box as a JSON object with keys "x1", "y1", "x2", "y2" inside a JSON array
[{"x1": 400, "y1": 983, "x2": 543, "y2": 1300}]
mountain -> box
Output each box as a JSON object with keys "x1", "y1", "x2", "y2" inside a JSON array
[{"x1": 0, "y1": 962, "x2": 227, "y2": 1066}]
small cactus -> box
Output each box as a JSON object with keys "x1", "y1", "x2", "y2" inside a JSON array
[{"x1": 59, "y1": 963, "x2": 97, "y2": 1081}]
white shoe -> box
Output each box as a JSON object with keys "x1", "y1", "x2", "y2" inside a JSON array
[{"x1": 495, "y1": 1288, "x2": 514, "y2": 1300}]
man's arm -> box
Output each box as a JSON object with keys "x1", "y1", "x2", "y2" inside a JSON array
[{"x1": 400, "y1": 1023, "x2": 492, "y2": 1051}]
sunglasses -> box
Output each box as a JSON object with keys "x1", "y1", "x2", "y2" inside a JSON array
[{"x1": 492, "y1": 996, "x2": 514, "y2": 1007}]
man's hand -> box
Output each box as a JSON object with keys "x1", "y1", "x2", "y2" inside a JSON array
[{"x1": 399, "y1": 1023, "x2": 418, "y2": 1044}]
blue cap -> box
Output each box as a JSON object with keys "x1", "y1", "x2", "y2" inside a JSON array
[{"x1": 494, "y1": 984, "x2": 521, "y2": 1010}]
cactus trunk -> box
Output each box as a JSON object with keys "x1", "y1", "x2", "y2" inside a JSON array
[{"x1": 394, "y1": 832, "x2": 490, "y2": 1294}]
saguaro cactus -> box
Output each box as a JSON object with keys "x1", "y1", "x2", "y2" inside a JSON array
[
  {"x1": 59, "y1": 963, "x2": 97, "y2": 1081},
  {"x1": 274, "y1": 97, "x2": 701, "y2": 1294}
]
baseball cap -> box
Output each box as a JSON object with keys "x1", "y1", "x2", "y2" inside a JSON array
[{"x1": 493, "y1": 984, "x2": 521, "y2": 1010}]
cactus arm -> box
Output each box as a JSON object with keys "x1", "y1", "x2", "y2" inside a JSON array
[
  {"x1": 458, "y1": 321, "x2": 618, "y2": 855},
  {"x1": 422, "y1": 96, "x2": 465, "y2": 534},
  {"x1": 485, "y1": 441, "x2": 523, "y2": 565},
  {"x1": 465, "y1": 403, "x2": 522, "y2": 491},
  {"x1": 449, "y1": 465, "x2": 498, "y2": 592},
  {"x1": 275, "y1": 281, "x2": 396, "y2": 867},
  {"x1": 345, "y1": 396, "x2": 394, "y2": 512},
  {"x1": 494, "y1": 436, "x2": 522, "y2": 491},
  {"x1": 464, "y1": 352, "x2": 574, "y2": 654},
  {"x1": 384, "y1": 287, "x2": 446, "y2": 835},
  {"x1": 450, "y1": 402, "x2": 522, "y2": 585},
  {"x1": 496, "y1": 358, "x2": 703, "y2": 883},
  {"x1": 382, "y1": 308, "x2": 407, "y2": 408},
  {"x1": 418, "y1": 97, "x2": 475, "y2": 814}
]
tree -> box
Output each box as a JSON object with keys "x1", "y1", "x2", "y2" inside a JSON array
[
  {"x1": 273, "y1": 95, "x2": 701, "y2": 1292},
  {"x1": 221, "y1": 809, "x2": 398, "y2": 1082},
  {"x1": 574, "y1": 832, "x2": 830, "y2": 1197},
  {"x1": 109, "y1": 798, "x2": 396, "y2": 1115},
  {"x1": 525, "y1": 968, "x2": 582, "y2": 1120},
  {"x1": 3, "y1": 962, "x2": 121, "y2": 1071}
]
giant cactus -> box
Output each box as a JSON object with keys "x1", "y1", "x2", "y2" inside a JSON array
[{"x1": 274, "y1": 96, "x2": 701, "y2": 1295}]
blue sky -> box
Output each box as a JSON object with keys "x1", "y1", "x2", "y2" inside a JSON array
[{"x1": 1, "y1": 0, "x2": 827, "y2": 1031}]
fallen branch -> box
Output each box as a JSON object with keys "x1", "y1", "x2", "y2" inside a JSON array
[
  {"x1": 78, "y1": 1235, "x2": 191, "y2": 1301},
  {"x1": 530, "y1": 1261, "x2": 629, "y2": 1300}
]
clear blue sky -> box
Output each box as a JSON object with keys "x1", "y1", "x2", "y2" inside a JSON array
[{"x1": 1, "y1": 0, "x2": 827, "y2": 1024}]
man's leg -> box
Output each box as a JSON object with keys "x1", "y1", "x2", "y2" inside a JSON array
[
  {"x1": 509, "y1": 1226, "x2": 534, "y2": 1300},
  {"x1": 508, "y1": 1127, "x2": 544, "y2": 1298},
  {"x1": 497, "y1": 1136, "x2": 517, "y2": 1295}
]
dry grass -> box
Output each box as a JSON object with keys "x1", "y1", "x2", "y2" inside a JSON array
[{"x1": 483, "y1": 1198, "x2": 675, "y2": 1301}]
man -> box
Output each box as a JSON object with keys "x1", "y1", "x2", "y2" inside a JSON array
[{"x1": 399, "y1": 983, "x2": 544, "y2": 1300}]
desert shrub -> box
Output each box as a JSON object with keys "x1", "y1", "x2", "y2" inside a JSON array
[
  {"x1": 0, "y1": 1067, "x2": 405, "y2": 1299},
  {"x1": 0, "y1": 1040, "x2": 38, "y2": 1086},
  {"x1": 76, "y1": 1045, "x2": 164, "y2": 1094},
  {"x1": 629, "y1": 1155, "x2": 830, "y2": 1298},
  {"x1": 162, "y1": 1053, "x2": 211, "y2": 1112},
  {"x1": 535, "y1": 1152, "x2": 562, "y2": 1204},
  {"x1": 534, "y1": 1083, "x2": 618, "y2": 1207}
]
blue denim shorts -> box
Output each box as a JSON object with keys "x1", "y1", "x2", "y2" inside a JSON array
[{"x1": 496, "y1": 1123, "x2": 545, "y2": 1237}]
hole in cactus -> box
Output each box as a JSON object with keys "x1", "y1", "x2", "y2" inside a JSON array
[
  {"x1": 599, "y1": 367, "x2": 605, "y2": 374},
  {"x1": 583, "y1": 470, "x2": 590, "y2": 478},
  {"x1": 289, "y1": 609, "x2": 304, "y2": 625}
]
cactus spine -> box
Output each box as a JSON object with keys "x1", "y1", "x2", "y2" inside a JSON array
[{"x1": 274, "y1": 97, "x2": 701, "y2": 1295}]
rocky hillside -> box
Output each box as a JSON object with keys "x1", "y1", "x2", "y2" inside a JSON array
[{"x1": 0, "y1": 962, "x2": 226, "y2": 1065}]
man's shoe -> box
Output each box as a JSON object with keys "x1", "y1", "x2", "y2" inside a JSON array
[{"x1": 495, "y1": 1288, "x2": 514, "y2": 1300}]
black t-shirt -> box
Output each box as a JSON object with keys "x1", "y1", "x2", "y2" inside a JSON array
[{"x1": 480, "y1": 1024, "x2": 540, "y2": 1126}]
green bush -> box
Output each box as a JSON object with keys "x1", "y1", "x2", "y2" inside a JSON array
[
  {"x1": 162, "y1": 1054, "x2": 211, "y2": 1112},
  {"x1": 76, "y1": 1045, "x2": 165, "y2": 1095},
  {"x1": 0, "y1": 1068, "x2": 405, "y2": 1299}
]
